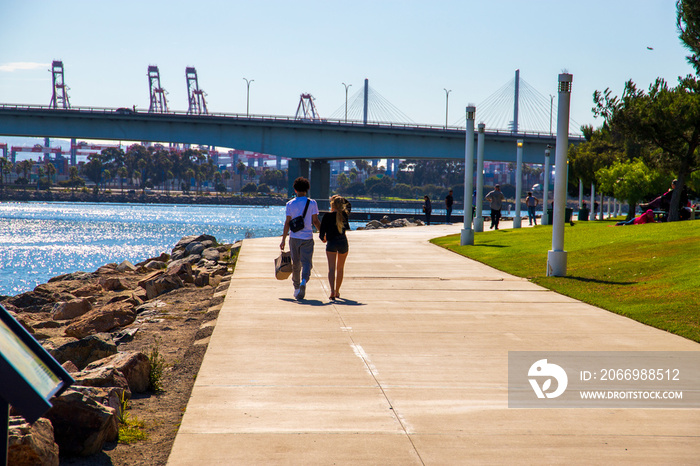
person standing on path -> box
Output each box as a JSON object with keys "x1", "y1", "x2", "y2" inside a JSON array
[
  {"x1": 485, "y1": 184, "x2": 505, "y2": 230},
  {"x1": 423, "y1": 195, "x2": 432, "y2": 225},
  {"x1": 280, "y1": 177, "x2": 321, "y2": 300},
  {"x1": 525, "y1": 191, "x2": 539, "y2": 226},
  {"x1": 445, "y1": 189, "x2": 454, "y2": 224},
  {"x1": 319, "y1": 195, "x2": 350, "y2": 301}
]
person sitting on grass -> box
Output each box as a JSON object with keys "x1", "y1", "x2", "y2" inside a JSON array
[{"x1": 615, "y1": 209, "x2": 656, "y2": 226}]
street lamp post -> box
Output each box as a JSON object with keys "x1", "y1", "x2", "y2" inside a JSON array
[
  {"x1": 444, "y1": 89, "x2": 452, "y2": 129},
  {"x1": 243, "y1": 78, "x2": 254, "y2": 117},
  {"x1": 342, "y1": 82, "x2": 352, "y2": 122},
  {"x1": 460, "y1": 106, "x2": 476, "y2": 246},
  {"x1": 514, "y1": 140, "x2": 523, "y2": 228},
  {"x1": 542, "y1": 146, "x2": 551, "y2": 225},
  {"x1": 474, "y1": 123, "x2": 486, "y2": 232},
  {"x1": 549, "y1": 94, "x2": 554, "y2": 135},
  {"x1": 547, "y1": 73, "x2": 573, "y2": 277}
]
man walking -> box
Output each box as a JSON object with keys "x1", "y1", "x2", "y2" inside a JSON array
[
  {"x1": 445, "y1": 189, "x2": 454, "y2": 224},
  {"x1": 280, "y1": 177, "x2": 321, "y2": 300},
  {"x1": 485, "y1": 184, "x2": 505, "y2": 230}
]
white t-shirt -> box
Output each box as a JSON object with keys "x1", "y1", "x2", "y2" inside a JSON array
[{"x1": 285, "y1": 196, "x2": 319, "y2": 240}]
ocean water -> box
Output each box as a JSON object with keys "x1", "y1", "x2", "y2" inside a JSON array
[{"x1": 0, "y1": 202, "x2": 287, "y2": 297}]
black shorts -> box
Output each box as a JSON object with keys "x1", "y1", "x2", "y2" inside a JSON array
[{"x1": 326, "y1": 236, "x2": 349, "y2": 254}]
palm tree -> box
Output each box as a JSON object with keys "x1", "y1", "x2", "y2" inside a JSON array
[
  {"x1": 69, "y1": 166, "x2": 80, "y2": 192},
  {"x1": 236, "y1": 161, "x2": 246, "y2": 191},
  {"x1": 36, "y1": 166, "x2": 45, "y2": 190},
  {"x1": 102, "y1": 169, "x2": 112, "y2": 193},
  {"x1": 0, "y1": 157, "x2": 11, "y2": 187},
  {"x1": 117, "y1": 167, "x2": 128, "y2": 193},
  {"x1": 223, "y1": 170, "x2": 231, "y2": 193},
  {"x1": 46, "y1": 162, "x2": 56, "y2": 189}
]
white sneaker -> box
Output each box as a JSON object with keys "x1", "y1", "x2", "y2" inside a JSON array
[
  {"x1": 293, "y1": 288, "x2": 301, "y2": 299},
  {"x1": 297, "y1": 280, "x2": 307, "y2": 300}
]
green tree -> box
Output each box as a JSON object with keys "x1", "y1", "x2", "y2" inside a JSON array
[
  {"x1": 69, "y1": 166, "x2": 81, "y2": 192},
  {"x1": 117, "y1": 166, "x2": 128, "y2": 193},
  {"x1": 236, "y1": 161, "x2": 246, "y2": 189},
  {"x1": 596, "y1": 158, "x2": 670, "y2": 218},
  {"x1": 336, "y1": 172, "x2": 351, "y2": 191},
  {"x1": 568, "y1": 125, "x2": 625, "y2": 191},
  {"x1": 241, "y1": 182, "x2": 258, "y2": 193},
  {"x1": 594, "y1": 77, "x2": 700, "y2": 221},
  {"x1": 678, "y1": 0, "x2": 700, "y2": 73},
  {"x1": 46, "y1": 162, "x2": 56, "y2": 188},
  {"x1": 0, "y1": 157, "x2": 11, "y2": 186}
]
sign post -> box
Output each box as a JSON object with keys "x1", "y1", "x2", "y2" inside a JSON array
[{"x1": 0, "y1": 304, "x2": 74, "y2": 465}]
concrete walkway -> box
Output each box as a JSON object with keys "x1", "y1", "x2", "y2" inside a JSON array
[{"x1": 168, "y1": 223, "x2": 700, "y2": 465}]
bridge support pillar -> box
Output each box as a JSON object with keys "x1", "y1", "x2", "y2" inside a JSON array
[
  {"x1": 287, "y1": 159, "x2": 309, "y2": 197},
  {"x1": 310, "y1": 160, "x2": 330, "y2": 209}
]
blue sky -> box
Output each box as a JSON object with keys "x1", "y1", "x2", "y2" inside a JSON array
[{"x1": 0, "y1": 0, "x2": 693, "y2": 133}]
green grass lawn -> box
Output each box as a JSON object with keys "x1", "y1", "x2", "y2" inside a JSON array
[{"x1": 431, "y1": 219, "x2": 700, "y2": 343}]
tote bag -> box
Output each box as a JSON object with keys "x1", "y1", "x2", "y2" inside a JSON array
[{"x1": 274, "y1": 251, "x2": 292, "y2": 280}]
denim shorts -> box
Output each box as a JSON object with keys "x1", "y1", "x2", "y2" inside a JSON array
[{"x1": 326, "y1": 236, "x2": 349, "y2": 254}]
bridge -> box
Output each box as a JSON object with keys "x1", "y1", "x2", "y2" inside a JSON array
[
  {"x1": 0, "y1": 104, "x2": 572, "y2": 196},
  {"x1": 0, "y1": 65, "x2": 583, "y2": 198}
]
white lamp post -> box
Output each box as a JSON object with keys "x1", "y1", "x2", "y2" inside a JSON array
[
  {"x1": 542, "y1": 147, "x2": 551, "y2": 225},
  {"x1": 547, "y1": 73, "x2": 573, "y2": 277},
  {"x1": 243, "y1": 78, "x2": 254, "y2": 117},
  {"x1": 474, "y1": 123, "x2": 485, "y2": 232},
  {"x1": 444, "y1": 89, "x2": 452, "y2": 129},
  {"x1": 514, "y1": 140, "x2": 523, "y2": 228},
  {"x1": 461, "y1": 106, "x2": 476, "y2": 246},
  {"x1": 342, "y1": 82, "x2": 352, "y2": 122}
]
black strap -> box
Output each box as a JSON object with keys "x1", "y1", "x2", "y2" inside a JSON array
[{"x1": 301, "y1": 198, "x2": 310, "y2": 218}]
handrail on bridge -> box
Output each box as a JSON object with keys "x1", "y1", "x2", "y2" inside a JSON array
[{"x1": 0, "y1": 103, "x2": 583, "y2": 139}]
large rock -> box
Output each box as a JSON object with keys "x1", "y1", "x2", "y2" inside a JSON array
[
  {"x1": 70, "y1": 385, "x2": 125, "y2": 419},
  {"x1": 202, "y1": 247, "x2": 221, "y2": 262},
  {"x1": 116, "y1": 260, "x2": 137, "y2": 273},
  {"x1": 72, "y1": 366, "x2": 131, "y2": 398},
  {"x1": 43, "y1": 334, "x2": 118, "y2": 370},
  {"x1": 6, "y1": 290, "x2": 54, "y2": 312},
  {"x1": 72, "y1": 283, "x2": 103, "y2": 298},
  {"x1": 86, "y1": 351, "x2": 151, "y2": 393},
  {"x1": 52, "y1": 298, "x2": 92, "y2": 321},
  {"x1": 140, "y1": 274, "x2": 184, "y2": 300},
  {"x1": 143, "y1": 260, "x2": 167, "y2": 271},
  {"x1": 173, "y1": 234, "x2": 216, "y2": 251},
  {"x1": 185, "y1": 242, "x2": 205, "y2": 256},
  {"x1": 8, "y1": 417, "x2": 59, "y2": 466},
  {"x1": 166, "y1": 260, "x2": 195, "y2": 283},
  {"x1": 64, "y1": 302, "x2": 136, "y2": 339},
  {"x1": 99, "y1": 276, "x2": 132, "y2": 291},
  {"x1": 95, "y1": 263, "x2": 118, "y2": 275},
  {"x1": 136, "y1": 252, "x2": 170, "y2": 267},
  {"x1": 44, "y1": 389, "x2": 118, "y2": 457},
  {"x1": 48, "y1": 271, "x2": 93, "y2": 283}
]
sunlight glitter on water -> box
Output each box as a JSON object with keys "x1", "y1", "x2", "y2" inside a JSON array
[{"x1": 0, "y1": 202, "x2": 286, "y2": 296}]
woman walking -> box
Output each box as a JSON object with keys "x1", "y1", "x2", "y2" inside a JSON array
[{"x1": 320, "y1": 195, "x2": 350, "y2": 300}]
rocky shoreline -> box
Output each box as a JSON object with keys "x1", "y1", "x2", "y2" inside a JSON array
[{"x1": 3, "y1": 234, "x2": 240, "y2": 465}]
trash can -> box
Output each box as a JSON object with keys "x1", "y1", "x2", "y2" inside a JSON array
[
  {"x1": 547, "y1": 208, "x2": 574, "y2": 224},
  {"x1": 578, "y1": 208, "x2": 589, "y2": 221}
]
